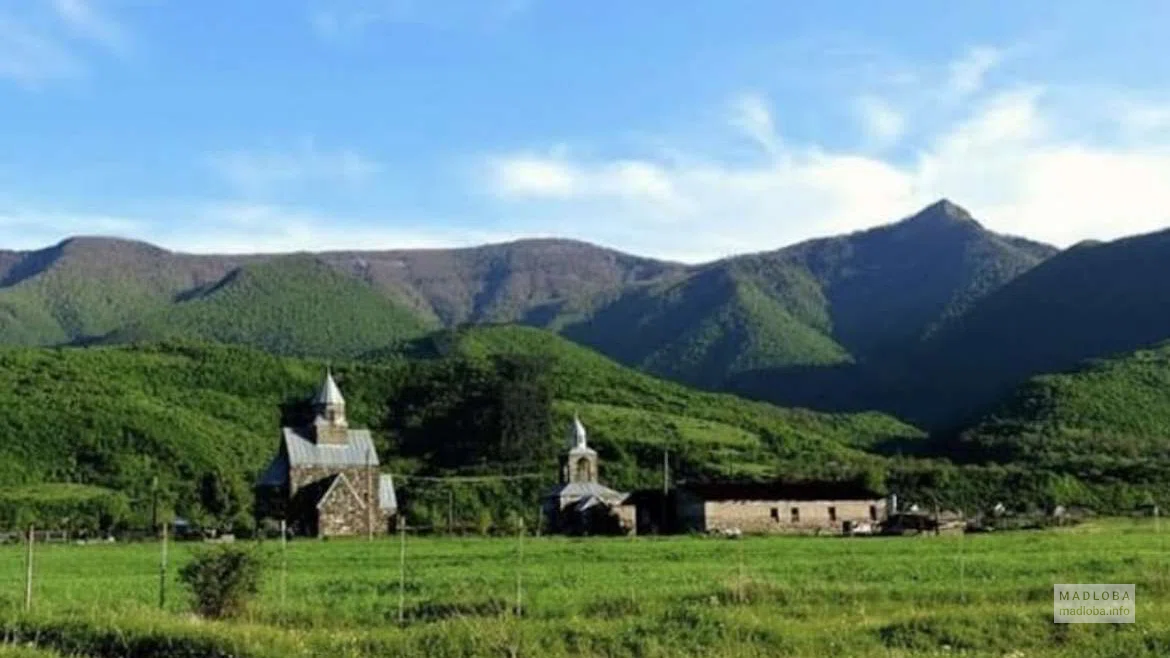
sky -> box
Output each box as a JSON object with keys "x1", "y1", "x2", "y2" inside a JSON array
[{"x1": 2, "y1": 0, "x2": 1170, "y2": 262}]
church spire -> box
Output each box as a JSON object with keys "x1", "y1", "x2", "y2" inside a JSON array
[
  {"x1": 313, "y1": 368, "x2": 347, "y2": 429},
  {"x1": 569, "y1": 413, "x2": 588, "y2": 450}
]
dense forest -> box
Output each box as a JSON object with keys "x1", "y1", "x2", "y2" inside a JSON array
[{"x1": 4, "y1": 323, "x2": 1170, "y2": 532}]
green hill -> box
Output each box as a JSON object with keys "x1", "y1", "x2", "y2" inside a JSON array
[
  {"x1": 103, "y1": 255, "x2": 435, "y2": 357},
  {"x1": 0, "y1": 327, "x2": 922, "y2": 529},
  {"x1": 946, "y1": 343, "x2": 1170, "y2": 508}
]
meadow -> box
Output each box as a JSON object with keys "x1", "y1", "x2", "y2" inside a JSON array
[{"x1": 1, "y1": 520, "x2": 1170, "y2": 657}]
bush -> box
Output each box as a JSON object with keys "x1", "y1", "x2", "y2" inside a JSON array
[{"x1": 178, "y1": 544, "x2": 265, "y2": 618}]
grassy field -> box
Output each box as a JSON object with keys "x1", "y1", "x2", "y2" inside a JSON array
[{"x1": 1, "y1": 520, "x2": 1169, "y2": 657}]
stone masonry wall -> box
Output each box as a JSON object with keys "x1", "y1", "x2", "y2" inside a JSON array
[
  {"x1": 290, "y1": 465, "x2": 391, "y2": 537},
  {"x1": 693, "y1": 499, "x2": 887, "y2": 534}
]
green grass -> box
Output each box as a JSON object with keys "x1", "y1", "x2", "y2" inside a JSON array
[{"x1": 2, "y1": 520, "x2": 1170, "y2": 656}]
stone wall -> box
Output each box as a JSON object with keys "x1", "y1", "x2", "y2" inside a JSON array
[
  {"x1": 681, "y1": 497, "x2": 887, "y2": 535},
  {"x1": 289, "y1": 465, "x2": 391, "y2": 537}
]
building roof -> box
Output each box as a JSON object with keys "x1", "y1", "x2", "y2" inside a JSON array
[
  {"x1": 254, "y1": 427, "x2": 380, "y2": 488},
  {"x1": 282, "y1": 427, "x2": 379, "y2": 467},
  {"x1": 313, "y1": 369, "x2": 345, "y2": 406},
  {"x1": 378, "y1": 474, "x2": 397, "y2": 511},
  {"x1": 549, "y1": 481, "x2": 628, "y2": 502},
  {"x1": 679, "y1": 481, "x2": 884, "y2": 502}
]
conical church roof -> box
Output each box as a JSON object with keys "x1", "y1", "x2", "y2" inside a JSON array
[{"x1": 313, "y1": 369, "x2": 345, "y2": 406}]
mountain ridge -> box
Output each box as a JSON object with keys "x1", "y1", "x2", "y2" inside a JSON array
[{"x1": 0, "y1": 199, "x2": 1081, "y2": 429}]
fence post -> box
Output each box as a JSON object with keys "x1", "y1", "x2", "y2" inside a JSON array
[
  {"x1": 280, "y1": 519, "x2": 288, "y2": 608},
  {"x1": 24, "y1": 525, "x2": 34, "y2": 612},
  {"x1": 397, "y1": 516, "x2": 406, "y2": 624},
  {"x1": 158, "y1": 522, "x2": 169, "y2": 610},
  {"x1": 515, "y1": 519, "x2": 525, "y2": 617}
]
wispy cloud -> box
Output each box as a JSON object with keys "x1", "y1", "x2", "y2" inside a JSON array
[
  {"x1": 729, "y1": 93, "x2": 781, "y2": 158},
  {"x1": 945, "y1": 46, "x2": 1003, "y2": 99},
  {"x1": 855, "y1": 96, "x2": 905, "y2": 148},
  {"x1": 309, "y1": 0, "x2": 534, "y2": 40},
  {"x1": 480, "y1": 48, "x2": 1170, "y2": 262},
  {"x1": 0, "y1": 0, "x2": 130, "y2": 85},
  {"x1": 0, "y1": 16, "x2": 80, "y2": 85},
  {"x1": 51, "y1": 0, "x2": 130, "y2": 54},
  {"x1": 207, "y1": 140, "x2": 383, "y2": 195},
  {"x1": 0, "y1": 199, "x2": 517, "y2": 254}
]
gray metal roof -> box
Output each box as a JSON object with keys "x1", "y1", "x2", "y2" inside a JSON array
[
  {"x1": 549, "y1": 481, "x2": 627, "y2": 502},
  {"x1": 313, "y1": 370, "x2": 345, "y2": 406},
  {"x1": 282, "y1": 427, "x2": 380, "y2": 467},
  {"x1": 378, "y1": 474, "x2": 397, "y2": 511}
]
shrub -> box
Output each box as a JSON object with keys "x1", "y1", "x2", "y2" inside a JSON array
[{"x1": 178, "y1": 544, "x2": 265, "y2": 618}]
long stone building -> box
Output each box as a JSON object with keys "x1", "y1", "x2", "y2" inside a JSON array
[
  {"x1": 671, "y1": 481, "x2": 888, "y2": 535},
  {"x1": 255, "y1": 370, "x2": 397, "y2": 537}
]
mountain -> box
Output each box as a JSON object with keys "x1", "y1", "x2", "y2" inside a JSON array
[
  {"x1": 908, "y1": 226, "x2": 1170, "y2": 427},
  {"x1": 102, "y1": 255, "x2": 435, "y2": 358},
  {"x1": 0, "y1": 237, "x2": 253, "y2": 345},
  {"x1": 561, "y1": 199, "x2": 1056, "y2": 399},
  {"x1": 0, "y1": 237, "x2": 684, "y2": 351},
  {"x1": 0, "y1": 328, "x2": 920, "y2": 527},
  {"x1": 0, "y1": 200, "x2": 1060, "y2": 427},
  {"x1": 317, "y1": 238, "x2": 686, "y2": 326}
]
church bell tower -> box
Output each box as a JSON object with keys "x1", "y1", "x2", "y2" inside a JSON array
[
  {"x1": 312, "y1": 369, "x2": 349, "y2": 444},
  {"x1": 562, "y1": 414, "x2": 599, "y2": 484}
]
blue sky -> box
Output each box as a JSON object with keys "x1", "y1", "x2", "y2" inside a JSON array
[{"x1": 2, "y1": 0, "x2": 1170, "y2": 261}]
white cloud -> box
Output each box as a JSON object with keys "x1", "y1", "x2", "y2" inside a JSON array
[
  {"x1": 482, "y1": 76, "x2": 1170, "y2": 261},
  {"x1": 309, "y1": 0, "x2": 533, "y2": 39},
  {"x1": 0, "y1": 201, "x2": 516, "y2": 255},
  {"x1": 0, "y1": 0, "x2": 129, "y2": 84},
  {"x1": 855, "y1": 96, "x2": 905, "y2": 147},
  {"x1": 207, "y1": 141, "x2": 383, "y2": 194},
  {"x1": 945, "y1": 46, "x2": 1003, "y2": 98},
  {"x1": 51, "y1": 0, "x2": 128, "y2": 53},
  {"x1": 0, "y1": 208, "x2": 142, "y2": 249},
  {"x1": 729, "y1": 93, "x2": 781, "y2": 157},
  {"x1": 0, "y1": 16, "x2": 80, "y2": 84}
]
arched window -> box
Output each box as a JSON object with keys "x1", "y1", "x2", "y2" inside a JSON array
[{"x1": 575, "y1": 457, "x2": 591, "y2": 482}]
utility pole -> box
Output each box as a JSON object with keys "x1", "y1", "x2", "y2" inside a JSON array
[{"x1": 151, "y1": 475, "x2": 159, "y2": 533}]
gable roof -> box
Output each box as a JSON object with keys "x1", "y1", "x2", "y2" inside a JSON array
[
  {"x1": 548, "y1": 481, "x2": 627, "y2": 503},
  {"x1": 282, "y1": 426, "x2": 379, "y2": 467}
]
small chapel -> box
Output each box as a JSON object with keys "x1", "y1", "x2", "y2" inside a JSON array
[
  {"x1": 255, "y1": 370, "x2": 397, "y2": 537},
  {"x1": 543, "y1": 415, "x2": 635, "y2": 535}
]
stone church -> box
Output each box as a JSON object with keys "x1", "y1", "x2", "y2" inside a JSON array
[
  {"x1": 255, "y1": 370, "x2": 397, "y2": 537},
  {"x1": 543, "y1": 416, "x2": 635, "y2": 535}
]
